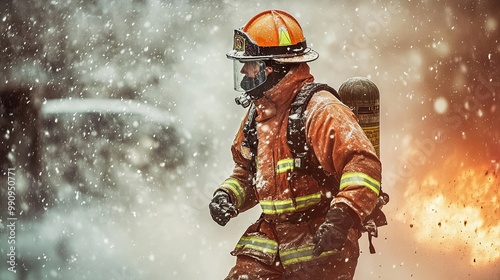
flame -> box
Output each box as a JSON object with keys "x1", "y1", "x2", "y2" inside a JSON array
[{"x1": 395, "y1": 152, "x2": 500, "y2": 266}]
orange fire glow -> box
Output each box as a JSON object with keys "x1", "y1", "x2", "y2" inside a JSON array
[{"x1": 395, "y1": 152, "x2": 499, "y2": 266}]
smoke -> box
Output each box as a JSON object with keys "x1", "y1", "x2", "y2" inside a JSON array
[
  {"x1": 360, "y1": 1, "x2": 500, "y2": 279},
  {"x1": 0, "y1": 0, "x2": 499, "y2": 279}
]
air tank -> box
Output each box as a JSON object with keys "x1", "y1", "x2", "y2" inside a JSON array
[{"x1": 338, "y1": 77, "x2": 380, "y2": 157}]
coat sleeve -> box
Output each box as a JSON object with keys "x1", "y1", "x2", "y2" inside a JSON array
[
  {"x1": 305, "y1": 91, "x2": 381, "y2": 222},
  {"x1": 215, "y1": 115, "x2": 259, "y2": 214}
]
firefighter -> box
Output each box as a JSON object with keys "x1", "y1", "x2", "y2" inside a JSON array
[{"x1": 209, "y1": 10, "x2": 382, "y2": 280}]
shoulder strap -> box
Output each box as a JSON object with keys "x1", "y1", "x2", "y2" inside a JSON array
[
  {"x1": 287, "y1": 83, "x2": 339, "y2": 169},
  {"x1": 241, "y1": 83, "x2": 339, "y2": 174},
  {"x1": 242, "y1": 103, "x2": 258, "y2": 174}
]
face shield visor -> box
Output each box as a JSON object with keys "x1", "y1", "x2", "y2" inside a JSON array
[{"x1": 233, "y1": 60, "x2": 268, "y2": 92}]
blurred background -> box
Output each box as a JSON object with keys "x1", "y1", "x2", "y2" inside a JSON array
[{"x1": 0, "y1": 0, "x2": 498, "y2": 279}]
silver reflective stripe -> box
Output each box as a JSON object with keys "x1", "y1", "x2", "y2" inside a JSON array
[
  {"x1": 280, "y1": 245, "x2": 337, "y2": 266},
  {"x1": 340, "y1": 172, "x2": 380, "y2": 195},
  {"x1": 260, "y1": 193, "x2": 322, "y2": 215},
  {"x1": 221, "y1": 178, "x2": 245, "y2": 208},
  {"x1": 236, "y1": 236, "x2": 278, "y2": 254},
  {"x1": 276, "y1": 158, "x2": 294, "y2": 173}
]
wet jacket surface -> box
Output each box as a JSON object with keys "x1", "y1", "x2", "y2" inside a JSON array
[{"x1": 218, "y1": 63, "x2": 382, "y2": 275}]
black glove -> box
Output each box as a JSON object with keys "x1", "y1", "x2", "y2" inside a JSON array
[
  {"x1": 312, "y1": 204, "x2": 357, "y2": 256},
  {"x1": 209, "y1": 191, "x2": 237, "y2": 226}
]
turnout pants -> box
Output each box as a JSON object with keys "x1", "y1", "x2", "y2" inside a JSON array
[{"x1": 225, "y1": 215, "x2": 361, "y2": 280}]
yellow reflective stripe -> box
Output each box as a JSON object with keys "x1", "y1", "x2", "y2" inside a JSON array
[
  {"x1": 280, "y1": 245, "x2": 337, "y2": 266},
  {"x1": 221, "y1": 178, "x2": 245, "y2": 208},
  {"x1": 260, "y1": 193, "x2": 322, "y2": 214},
  {"x1": 236, "y1": 236, "x2": 278, "y2": 254},
  {"x1": 340, "y1": 172, "x2": 380, "y2": 195},
  {"x1": 276, "y1": 158, "x2": 294, "y2": 173}
]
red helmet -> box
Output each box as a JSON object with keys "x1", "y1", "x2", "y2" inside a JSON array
[{"x1": 226, "y1": 10, "x2": 319, "y2": 63}]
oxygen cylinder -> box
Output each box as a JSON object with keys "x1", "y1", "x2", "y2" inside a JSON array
[{"x1": 338, "y1": 77, "x2": 380, "y2": 157}]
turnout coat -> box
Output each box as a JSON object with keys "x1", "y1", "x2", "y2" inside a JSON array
[{"x1": 217, "y1": 63, "x2": 382, "y2": 275}]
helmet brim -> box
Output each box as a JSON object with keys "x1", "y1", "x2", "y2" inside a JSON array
[
  {"x1": 273, "y1": 48, "x2": 319, "y2": 63},
  {"x1": 226, "y1": 48, "x2": 319, "y2": 63}
]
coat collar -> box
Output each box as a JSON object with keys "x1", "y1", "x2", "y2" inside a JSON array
[{"x1": 253, "y1": 63, "x2": 314, "y2": 122}]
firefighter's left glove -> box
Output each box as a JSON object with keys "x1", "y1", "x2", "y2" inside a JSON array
[
  {"x1": 209, "y1": 191, "x2": 237, "y2": 226},
  {"x1": 312, "y1": 204, "x2": 357, "y2": 256}
]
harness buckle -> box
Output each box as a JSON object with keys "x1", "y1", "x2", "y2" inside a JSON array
[{"x1": 293, "y1": 152, "x2": 307, "y2": 170}]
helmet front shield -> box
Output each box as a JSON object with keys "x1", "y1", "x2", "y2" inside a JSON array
[{"x1": 226, "y1": 29, "x2": 272, "y2": 61}]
